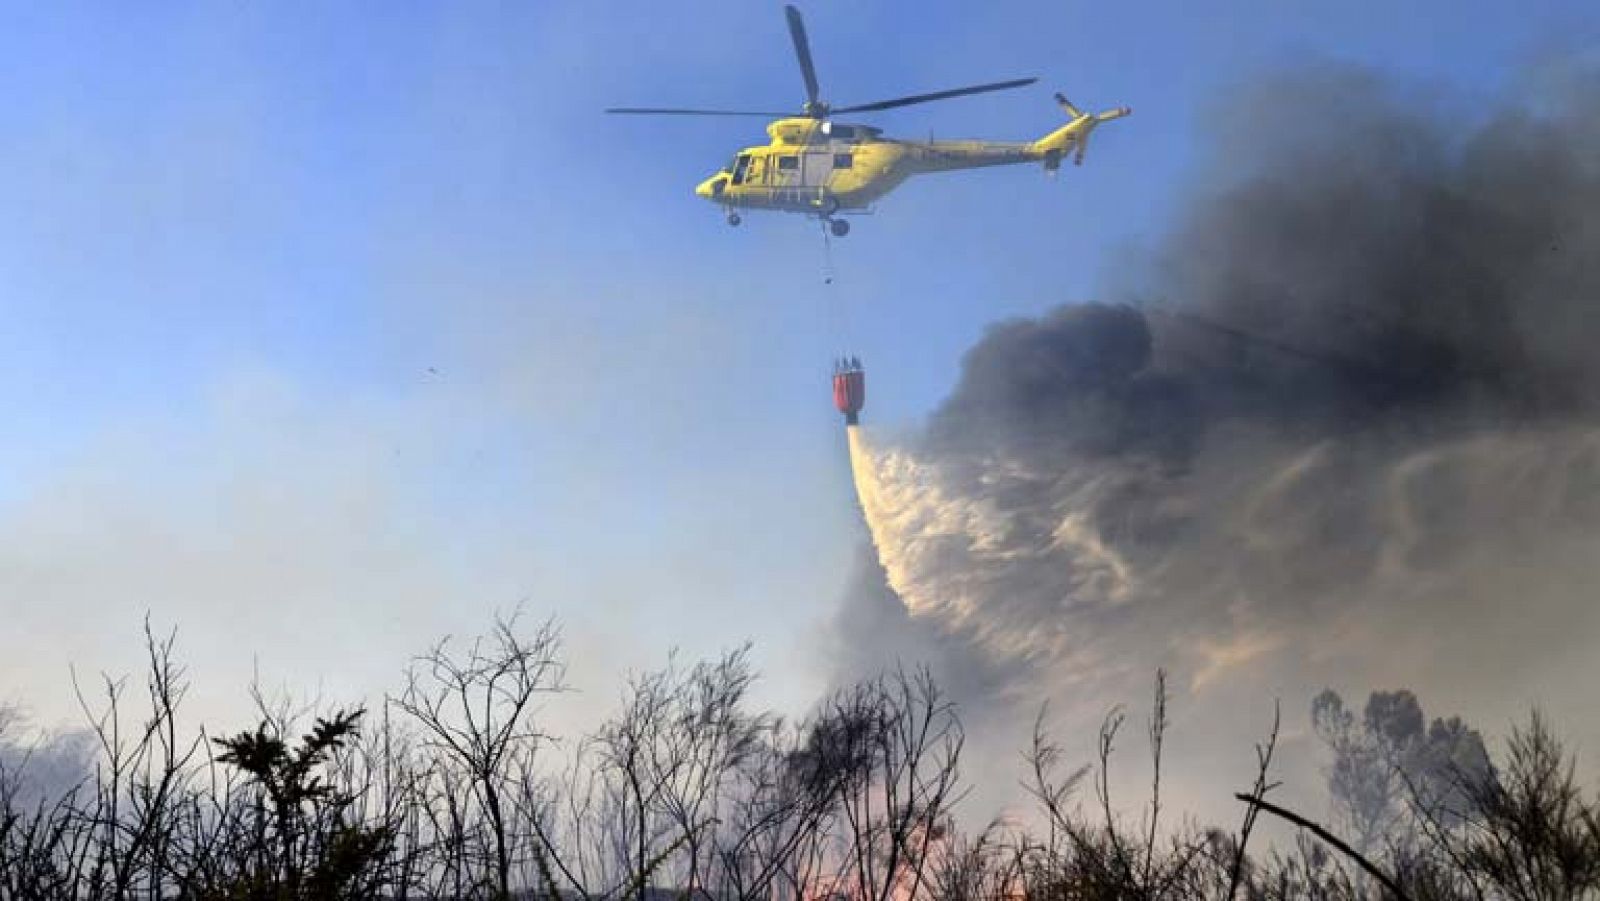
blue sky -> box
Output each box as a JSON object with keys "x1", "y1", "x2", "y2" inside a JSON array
[{"x1": 1, "y1": 0, "x2": 1594, "y2": 730}]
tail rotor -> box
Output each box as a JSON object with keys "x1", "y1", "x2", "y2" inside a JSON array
[
  {"x1": 1040, "y1": 93, "x2": 1130, "y2": 170},
  {"x1": 1054, "y1": 93, "x2": 1085, "y2": 119}
]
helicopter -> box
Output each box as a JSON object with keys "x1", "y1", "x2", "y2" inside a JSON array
[{"x1": 606, "y1": 5, "x2": 1129, "y2": 236}]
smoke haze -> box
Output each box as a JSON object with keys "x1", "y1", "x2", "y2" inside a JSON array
[{"x1": 835, "y1": 59, "x2": 1600, "y2": 816}]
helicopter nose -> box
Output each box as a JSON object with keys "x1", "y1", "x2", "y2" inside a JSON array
[{"x1": 695, "y1": 175, "x2": 726, "y2": 201}]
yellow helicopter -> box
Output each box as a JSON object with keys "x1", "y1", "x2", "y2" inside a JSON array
[{"x1": 607, "y1": 5, "x2": 1129, "y2": 236}]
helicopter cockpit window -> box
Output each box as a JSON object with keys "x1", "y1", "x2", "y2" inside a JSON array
[
  {"x1": 730, "y1": 154, "x2": 752, "y2": 186},
  {"x1": 833, "y1": 153, "x2": 853, "y2": 169}
]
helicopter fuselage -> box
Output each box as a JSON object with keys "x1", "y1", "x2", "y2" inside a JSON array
[
  {"x1": 611, "y1": 4, "x2": 1128, "y2": 232},
  {"x1": 694, "y1": 116, "x2": 1071, "y2": 217}
]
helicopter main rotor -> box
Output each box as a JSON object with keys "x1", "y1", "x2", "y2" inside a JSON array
[
  {"x1": 605, "y1": 4, "x2": 1037, "y2": 121},
  {"x1": 786, "y1": 5, "x2": 824, "y2": 117}
]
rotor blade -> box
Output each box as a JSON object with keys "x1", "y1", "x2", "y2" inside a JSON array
[
  {"x1": 785, "y1": 5, "x2": 821, "y2": 107},
  {"x1": 832, "y1": 77, "x2": 1038, "y2": 114},
  {"x1": 605, "y1": 107, "x2": 788, "y2": 117}
]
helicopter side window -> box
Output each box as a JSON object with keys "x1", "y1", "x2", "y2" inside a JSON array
[
  {"x1": 730, "y1": 154, "x2": 752, "y2": 186},
  {"x1": 777, "y1": 156, "x2": 799, "y2": 172},
  {"x1": 833, "y1": 153, "x2": 853, "y2": 169}
]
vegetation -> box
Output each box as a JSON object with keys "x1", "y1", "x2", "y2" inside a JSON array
[{"x1": 1, "y1": 616, "x2": 1596, "y2": 900}]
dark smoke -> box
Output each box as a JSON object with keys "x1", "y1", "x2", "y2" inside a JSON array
[
  {"x1": 945, "y1": 63, "x2": 1600, "y2": 457},
  {"x1": 831, "y1": 59, "x2": 1600, "y2": 815}
]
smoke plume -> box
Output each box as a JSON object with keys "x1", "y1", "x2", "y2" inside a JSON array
[
  {"x1": 835, "y1": 60, "x2": 1600, "y2": 810},
  {"x1": 0, "y1": 707, "x2": 93, "y2": 808}
]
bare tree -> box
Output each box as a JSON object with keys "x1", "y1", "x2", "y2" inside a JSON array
[
  {"x1": 1022, "y1": 671, "x2": 1217, "y2": 901},
  {"x1": 393, "y1": 611, "x2": 568, "y2": 900},
  {"x1": 11, "y1": 614, "x2": 1600, "y2": 901},
  {"x1": 820, "y1": 666, "x2": 965, "y2": 901},
  {"x1": 1312, "y1": 688, "x2": 1491, "y2": 860},
  {"x1": 706, "y1": 712, "x2": 854, "y2": 901},
  {"x1": 1450, "y1": 711, "x2": 1600, "y2": 901},
  {"x1": 69, "y1": 620, "x2": 206, "y2": 899}
]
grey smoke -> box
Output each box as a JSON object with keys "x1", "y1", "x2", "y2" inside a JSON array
[
  {"x1": 831, "y1": 59, "x2": 1600, "y2": 813},
  {"x1": 0, "y1": 707, "x2": 94, "y2": 809}
]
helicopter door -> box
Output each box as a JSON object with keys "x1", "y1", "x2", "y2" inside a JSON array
[
  {"x1": 803, "y1": 151, "x2": 833, "y2": 188},
  {"x1": 746, "y1": 154, "x2": 768, "y2": 186},
  {"x1": 730, "y1": 154, "x2": 752, "y2": 186}
]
